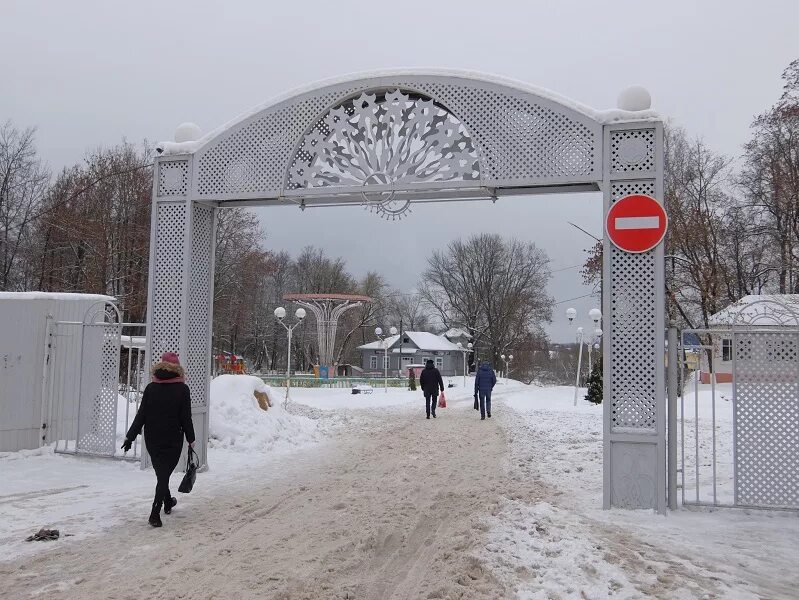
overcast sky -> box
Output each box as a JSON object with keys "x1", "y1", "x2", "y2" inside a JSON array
[{"x1": 2, "y1": 0, "x2": 797, "y2": 341}]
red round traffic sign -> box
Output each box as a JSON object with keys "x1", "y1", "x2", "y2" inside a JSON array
[{"x1": 606, "y1": 194, "x2": 668, "y2": 253}]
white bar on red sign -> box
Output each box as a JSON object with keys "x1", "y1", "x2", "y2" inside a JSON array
[{"x1": 615, "y1": 216, "x2": 660, "y2": 230}]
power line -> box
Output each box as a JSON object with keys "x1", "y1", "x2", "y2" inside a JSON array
[
  {"x1": 553, "y1": 292, "x2": 596, "y2": 305},
  {"x1": 550, "y1": 263, "x2": 584, "y2": 273}
]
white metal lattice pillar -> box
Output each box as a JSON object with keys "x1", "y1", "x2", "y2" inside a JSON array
[
  {"x1": 145, "y1": 155, "x2": 216, "y2": 469},
  {"x1": 602, "y1": 121, "x2": 666, "y2": 513}
]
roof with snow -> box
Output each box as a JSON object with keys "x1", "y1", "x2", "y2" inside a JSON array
[
  {"x1": 357, "y1": 331, "x2": 461, "y2": 352},
  {"x1": 443, "y1": 328, "x2": 472, "y2": 340},
  {"x1": 708, "y1": 295, "x2": 799, "y2": 327},
  {"x1": 0, "y1": 291, "x2": 115, "y2": 302}
]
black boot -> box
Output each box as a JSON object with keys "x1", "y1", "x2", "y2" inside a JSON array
[
  {"x1": 487, "y1": 412, "x2": 491, "y2": 418},
  {"x1": 164, "y1": 496, "x2": 177, "y2": 515},
  {"x1": 149, "y1": 501, "x2": 163, "y2": 527}
]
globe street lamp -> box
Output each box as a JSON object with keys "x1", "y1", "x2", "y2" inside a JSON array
[
  {"x1": 567, "y1": 307, "x2": 602, "y2": 406},
  {"x1": 587, "y1": 327, "x2": 602, "y2": 374},
  {"x1": 456, "y1": 342, "x2": 472, "y2": 388},
  {"x1": 274, "y1": 306, "x2": 306, "y2": 402},
  {"x1": 507, "y1": 354, "x2": 514, "y2": 384},
  {"x1": 375, "y1": 326, "x2": 398, "y2": 392}
]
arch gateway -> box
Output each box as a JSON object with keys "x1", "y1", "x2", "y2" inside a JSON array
[{"x1": 148, "y1": 70, "x2": 666, "y2": 513}]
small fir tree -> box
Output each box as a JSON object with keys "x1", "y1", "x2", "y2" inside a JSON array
[
  {"x1": 408, "y1": 371, "x2": 417, "y2": 391},
  {"x1": 584, "y1": 354, "x2": 603, "y2": 404}
]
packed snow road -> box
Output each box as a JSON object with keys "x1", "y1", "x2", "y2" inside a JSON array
[
  {"x1": 3, "y1": 383, "x2": 798, "y2": 599},
  {"x1": 2, "y1": 399, "x2": 532, "y2": 599}
]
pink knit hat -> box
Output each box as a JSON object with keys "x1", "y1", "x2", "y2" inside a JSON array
[{"x1": 161, "y1": 352, "x2": 181, "y2": 365}]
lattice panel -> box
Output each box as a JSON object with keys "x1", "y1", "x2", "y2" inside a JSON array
[
  {"x1": 158, "y1": 161, "x2": 189, "y2": 197},
  {"x1": 418, "y1": 82, "x2": 596, "y2": 182},
  {"x1": 611, "y1": 130, "x2": 655, "y2": 174},
  {"x1": 77, "y1": 323, "x2": 121, "y2": 455},
  {"x1": 609, "y1": 180, "x2": 657, "y2": 429},
  {"x1": 152, "y1": 202, "x2": 187, "y2": 364},
  {"x1": 734, "y1": 331, "x2": 799, "y2": 508},
  {"x1": 187, "y1": 204, "x2": 214, "y2": 409},
  {"x1": 195, "y1": 78, "x2": 599, "y2": 196},
  {"x1": 197, "y1": 87, "x2": 361, "y2": 195}
]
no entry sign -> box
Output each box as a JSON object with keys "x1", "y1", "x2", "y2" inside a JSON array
[{"x1": 606, "y1": 194, "x2": 668, "y2": 253}]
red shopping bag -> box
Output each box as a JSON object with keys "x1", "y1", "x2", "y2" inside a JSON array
[{"x1": 438, "y1": 392, "x2": 447, "y2": 408}]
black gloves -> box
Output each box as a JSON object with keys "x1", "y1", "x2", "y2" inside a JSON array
[{"x1": 121, "y1": 438, "x2": 132, "y2": 452}]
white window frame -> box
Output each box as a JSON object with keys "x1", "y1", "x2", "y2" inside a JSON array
[
  {"x1": 435, "y1": 356, "x2": 444, "y2": 369},
  {"x1": 722, "y1": 338, "x2": 732, "y2": 362},
  {"x1": 421, "y1": 355, "x2": 431, "y2": 365},
  {"x1": 383, "y1": 355, "x2": 390, "y2": 369},
  {"x1": 370, "y1": 355, "x2": 378, "y2": 370}
]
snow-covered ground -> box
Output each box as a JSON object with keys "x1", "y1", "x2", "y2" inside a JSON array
[
  {"x1": 0, "y1": 375, "x2": 332, "y2": 561},
  {"x1": 1, "y1": 375, "x2": 797, "y2": 598},
  {"x1": 485, "y1": 382, "x2": 799, "y2": 599}
]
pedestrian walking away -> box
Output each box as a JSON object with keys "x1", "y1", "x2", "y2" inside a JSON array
[
  {"x1": 474, "y1": 361, "x2": 497, "y2": 420},
  {"x1": 419, "y1": 359, "x2": 445, "y2": 419},
  {"x1": 122, "y1": 352, "x2": 196, "y2": 527}
]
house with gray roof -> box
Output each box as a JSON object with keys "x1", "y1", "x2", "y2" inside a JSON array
[
  {"x1": 357, "y1": 331, "x2": 464, "y2": 377},
  {"x1": 701, "y1": 294, "x2": 799, "y2": 383}
]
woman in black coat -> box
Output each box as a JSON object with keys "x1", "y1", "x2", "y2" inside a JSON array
[{"x1": 123, "y1": 352, "x2": 196, "y2": 527}]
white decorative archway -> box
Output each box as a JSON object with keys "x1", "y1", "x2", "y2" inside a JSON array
[{"x1": 148, "y1": 70, "x2": 666, "y2": 513}]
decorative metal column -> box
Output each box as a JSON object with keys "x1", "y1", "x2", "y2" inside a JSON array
[
  {"x1": 283, "y1": 294, "x2": 371, "y2": 377},
  {"x1": 146, "y1": 154, "x2": 216, "y2": 469},
  {"x1": 602, "y1": 121, "x2": 666, "y2": 513}
]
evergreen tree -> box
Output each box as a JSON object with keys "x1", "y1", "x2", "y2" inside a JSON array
[
  {"x1": 585, "y1": 354, "x2": 603, "y2": 404},
  {"x1": 408, "y1": 371, "x2": 417, "y2": 391}
]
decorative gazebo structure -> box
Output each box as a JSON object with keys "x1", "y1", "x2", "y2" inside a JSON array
[{"x1": 284, "y1": 293, "x2": 372, "y2": 378}]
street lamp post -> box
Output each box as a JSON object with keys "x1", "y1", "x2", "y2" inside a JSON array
[
  {"x1": 457, "y1": 342, "x2": 473, "y2": 388},
  {"x1": 587, "y1": 327, "x2": 602, "y2": 372},
  {"x1": 500, "y1": 353, "x2": 514, "y2": 384},
  {"x1": 375, "y1": 326, "x2": 398, "y2": 393},
  {"x1": 567, "y1": 307, "x2": 602, "y2": 407},
  {"x1": 274, "y1": 306, "x2": 307, "y2": 403}
]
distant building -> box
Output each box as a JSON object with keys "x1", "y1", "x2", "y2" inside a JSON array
[
  {"x1": 701, "y1": 294, "x2": 799, "y2": 383},
  {"x1": 357, "y1": 331, "x2": 463, "y2": 377}
]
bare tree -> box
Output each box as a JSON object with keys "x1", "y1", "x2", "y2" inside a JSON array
[
  {"x1": 0, "y1": 122, "x2": 49, "y2": 290},
  {"x1": 739, "y1": 59, "x2": 799, "y2": 293},
  {"x1": 420, "y1": 233, "x2": 552, "y2": 363}
]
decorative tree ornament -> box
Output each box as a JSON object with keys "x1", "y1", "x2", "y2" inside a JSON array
[{"x1": 289, "y1": 89, "x2": 480, "y2": 220}]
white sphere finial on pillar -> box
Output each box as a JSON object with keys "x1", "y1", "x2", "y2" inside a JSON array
[
  {"x1": 174, "y1": 122, "x2": 202, "y2": 143},
  {"x1": 616, "y1": 85, "x2": 652, "y2": 111}
]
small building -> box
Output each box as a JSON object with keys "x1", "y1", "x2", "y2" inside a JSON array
[
  {"x1": 701, "y1": 294, "x2": 799, "y2": 383},
  {"x1": 357, "y1": 331, "x2": 463, "y2": 377},
  {"x1": 0, "y1": 292, "x2": 116, "y2": 452}
]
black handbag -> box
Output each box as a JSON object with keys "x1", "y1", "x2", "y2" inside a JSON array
[{"x1": 178, "y1": 447, "x2": 198, "y2": 494}]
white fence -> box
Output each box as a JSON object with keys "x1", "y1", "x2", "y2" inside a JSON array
[
  {"x1": 678, "y1": 326, "x2": 799, "y2": 510},
  {"x1": 45, "y1": 300, "x2": 146, "y2": 461}
]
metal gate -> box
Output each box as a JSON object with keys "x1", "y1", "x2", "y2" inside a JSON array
[
  {"x1": 44, "y1": 300, "x2": 145, "y2": 460},
  {"x1": 678, "y1": 299, "x2": 799, "y2": 510}
]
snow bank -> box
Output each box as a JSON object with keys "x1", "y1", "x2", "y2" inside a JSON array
[{"x1": 209, "y1": 375, "x2": 318, "y2": 452}]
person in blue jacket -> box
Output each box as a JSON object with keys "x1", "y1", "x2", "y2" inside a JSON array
[{"x1": 474, "y1": 361, "x2": 497, "y2": 420}]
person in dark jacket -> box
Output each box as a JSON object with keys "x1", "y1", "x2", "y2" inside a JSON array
[
  {"x1": 419, "y1": 359, "x2": 444, "y2": 419},
  {"x1": 122, "y1": 352, "x2": 196, "y2": 527},
  {"x1": 474, "y1": 361, "x2": 497, "y2": 420}
]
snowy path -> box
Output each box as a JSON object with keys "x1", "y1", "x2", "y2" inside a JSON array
[
  {"x1": 2, "y1": 384, "x2": 797, "y2": 599},
  {"x1": 2, "y1": 399, "x2": 524, "y2": 599}
]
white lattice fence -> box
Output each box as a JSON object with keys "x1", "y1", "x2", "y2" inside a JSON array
[{"x1": 734, "y1": 331, "x2": 799, "y2": 508}]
